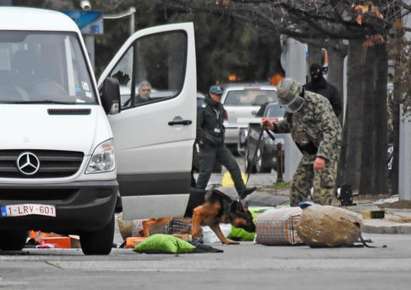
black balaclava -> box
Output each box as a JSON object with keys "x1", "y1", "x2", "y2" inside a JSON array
[{"x1": 310, "y1": 63, "x2": 324, "y2": 82}]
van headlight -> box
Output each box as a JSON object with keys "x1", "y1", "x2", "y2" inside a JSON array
[{"x1": 86, "y1": 139, "x2": 115, "y2": 174}]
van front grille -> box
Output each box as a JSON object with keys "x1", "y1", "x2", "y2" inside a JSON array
[
  {"x1": 0, "y1": 150, "x2": 84, "y2": 178},
  {"x1": 0, "y1": 188, "x2": 77, "y2": 201}
]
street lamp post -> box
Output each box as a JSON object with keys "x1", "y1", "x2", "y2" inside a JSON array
[{"x1": 103, "y1": 7, "x2": 136, "y2": 36}]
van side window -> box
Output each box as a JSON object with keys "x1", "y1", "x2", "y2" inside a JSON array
[
  {"x1": 109, "y1": 46, "x2": 133, "y2": 108},
  {"x1": 108, "y1": 31, "x2": 187, "y2": 110}
]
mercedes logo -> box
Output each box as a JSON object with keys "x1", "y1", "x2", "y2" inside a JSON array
[{"x1": 16, "y1": 152, "x2": 40, "y2": 176}]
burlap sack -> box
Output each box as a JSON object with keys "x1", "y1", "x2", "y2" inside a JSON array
[
  {"x1": 255, "y1": 207, "x2": 303, "y2": 245},
  {"x1": 296, "y1": 205, "x2": 363, "y2": 247}
]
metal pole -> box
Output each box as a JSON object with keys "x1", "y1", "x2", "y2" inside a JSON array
[
  {"x1": 84, "y1": 35, "x2": 95, "y2": 70},
  {"x1": 130, "y1": 9, "x2": 135, "y2": 35},
  {"x1": 103, "y1": 7, "x2": 136, "y2": 37},
  {"x1": 276, "y1": 143, "x2": 284, "y2": 183},
  {"x1": 399, "y1": 107, "x2": 411, "y2": 200}
]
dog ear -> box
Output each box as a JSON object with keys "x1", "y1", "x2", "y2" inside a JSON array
[
  {"x1": 204, "y1": 190, "x2": 213, "y2": 201},
  {"x1": 240, "y1": 199, "x2": 249, "y2": 211},
  {"x1": 232, "y1": 200, "x2": 246, "y2": 213}
]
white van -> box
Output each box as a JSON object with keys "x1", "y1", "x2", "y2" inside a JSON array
[{"x1": 0, "y1": 8, "x2": 196, "y2": 255}]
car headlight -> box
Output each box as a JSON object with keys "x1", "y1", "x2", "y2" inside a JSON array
[{"x1": 86, "y1": 139, "x2": 115, "y2": 174}]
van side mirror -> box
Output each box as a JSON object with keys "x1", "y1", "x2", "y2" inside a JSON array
[{"x1": 100, "y1": 77, "x2": 121, "y2": 114}]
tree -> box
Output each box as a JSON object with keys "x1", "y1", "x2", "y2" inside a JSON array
[{"x1": 89, "y1": 0, "x2": 283, "y2": 91}]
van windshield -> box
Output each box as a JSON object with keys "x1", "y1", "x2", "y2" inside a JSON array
[{"x1": 0, "y1": 31, "x2": 96, "y2": 104}]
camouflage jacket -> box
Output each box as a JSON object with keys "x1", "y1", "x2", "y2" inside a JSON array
[{"x1": 274, "y1": 91, "x2": 342, "y2": 162}]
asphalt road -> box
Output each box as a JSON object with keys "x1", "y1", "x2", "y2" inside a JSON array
[
  {"x1": 3, "y1": 158, "x2": 409, "y2": 290},
  {"x1": 1, "y1": 234, "x2": 411, "y2": 290}
]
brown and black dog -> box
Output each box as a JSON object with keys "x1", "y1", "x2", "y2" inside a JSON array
[{"x1": 142, "y1": 189, "x2": 255, "y2": 245}]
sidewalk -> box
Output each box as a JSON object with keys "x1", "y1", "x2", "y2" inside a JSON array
[
  {"x1": 345, "y1": 196, "x2": 411, "y2": 234},
  {"x1": 247, "y1": 182, "x2": 411, "y2": 235},
  {"x1": 206, "y1": 172, "x2": 411, "y2": 235}
]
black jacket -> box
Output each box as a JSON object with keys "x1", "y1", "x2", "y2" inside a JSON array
[
  {"x1": 305, "y1": 77, "x2": 342, "y2": 118},
  {"x1": 197, "y1": 97, "x2": 226, "y2": 147}
]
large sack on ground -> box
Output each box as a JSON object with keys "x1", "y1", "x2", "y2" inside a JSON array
[
  {"x1": 296, "y1": 204, "x2": 363, "y2": 247},
  {"x1": 255, "y1": 207, "x2": 303, "y2": 245}
]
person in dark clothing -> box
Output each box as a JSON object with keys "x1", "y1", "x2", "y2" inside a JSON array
[
  {"x1": 305, "y1": 64, "x2": 342, "y2": 119},
  {"x1": 196, "y1": 85, "x2": 256, "y2": 200}
]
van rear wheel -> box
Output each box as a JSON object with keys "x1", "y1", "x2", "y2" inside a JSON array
[
  {"x1": 0, "y1": 230, "x2": 27, "y2": 251},
  {"x1": 80, "y1": 215, "x2": 114, "y2": 255}
]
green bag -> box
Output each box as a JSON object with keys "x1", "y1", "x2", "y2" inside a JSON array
[
  {"x1": 228, "y1": 207, "x2": 270, "y2": 241},
  {"x1": 229, "y1": 226, "x2": 256, "y2": 241},
  {"x1": 134, "y1": 234, "x2": 195, "y2": 254}
]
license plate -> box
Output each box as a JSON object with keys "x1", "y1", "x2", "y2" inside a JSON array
[{"x1": 1, "y1": 204, "x2": 56, "y2": 217}]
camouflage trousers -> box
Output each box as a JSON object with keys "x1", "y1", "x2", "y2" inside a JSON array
[{"x1": 289, "y1": 156, "x2": 338, "y2": 206}]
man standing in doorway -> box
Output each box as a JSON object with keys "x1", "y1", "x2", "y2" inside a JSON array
[{"x1": 196, "y1": 85, "x2": 256, "y2": 199}]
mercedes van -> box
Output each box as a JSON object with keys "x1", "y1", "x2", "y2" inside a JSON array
[{"x1": 0, "y1": 8, "x2": 196, "y2": 255}]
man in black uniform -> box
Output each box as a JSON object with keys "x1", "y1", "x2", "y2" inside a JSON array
[
  {"x1": 196, "y1": 85, "x2": 256, "y2": 199},
  {"x1": 305, "y1": 64, "x2": 342, "y2": 119}
]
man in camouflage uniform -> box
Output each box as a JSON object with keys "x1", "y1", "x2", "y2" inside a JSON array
[{"x1": 262, "y1": 78, "x2": 342, "y2": 206}]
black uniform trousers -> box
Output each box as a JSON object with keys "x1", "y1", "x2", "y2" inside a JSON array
[{"x1": 196, "y1": 144, "x2": 246, "y2": 194}]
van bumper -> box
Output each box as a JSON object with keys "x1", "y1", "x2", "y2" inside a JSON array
[{"x1": 0, "y1": 180, "x2": 118, "y2": 233}]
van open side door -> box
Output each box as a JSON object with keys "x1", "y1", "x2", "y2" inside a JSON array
[{"x1": 98, "y1": 23, "x2": 196, "y2": 219}]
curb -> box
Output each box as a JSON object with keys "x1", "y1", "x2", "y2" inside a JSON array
[{"x1": 362, "y1": 220, "x2": 411, "y2": 234}]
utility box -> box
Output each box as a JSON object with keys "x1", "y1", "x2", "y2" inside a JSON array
[
  {"x1": 399, "y1": 109, "x2": 411, "y2": 200},
  {"x1": 281, "y1": 37, "x2": 308, "y2": 84},
  {"x1": 279, "y1": 36, "x2": 307, "y2": 182}
]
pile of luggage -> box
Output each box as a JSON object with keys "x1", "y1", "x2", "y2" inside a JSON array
[{"x1": 254, "y1": 203, "x2": 365, "y2": 247}]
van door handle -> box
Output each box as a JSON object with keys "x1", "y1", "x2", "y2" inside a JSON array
[{"x1": 168, "y1": 119, "x2": 192, "y2": 126}]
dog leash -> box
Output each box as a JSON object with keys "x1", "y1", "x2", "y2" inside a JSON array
[
  {"x1": 358, "y1": 236, "x2": 387, "y2": 248},
  {"x1": 245, "y1": 126, "x2": 276, "y2": 186}
]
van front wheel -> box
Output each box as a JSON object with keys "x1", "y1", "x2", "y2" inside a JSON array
[
  {"x1": 0, "y1": 230, "x2": 27, "y2": 251},
  {"x1": 80, "y1": 215, "x2": 114, "y2": 255}
]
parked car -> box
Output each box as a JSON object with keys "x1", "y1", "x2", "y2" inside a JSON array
[
  {"x1": 245, "y1": 102, "x2": 286, "y2": 173},
  {"x1": 0, "y1": 8, "x2": 196, "y2": 255},
  {"x1": 220, "y1": 83, "x2": 278, "y2": 155}
]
